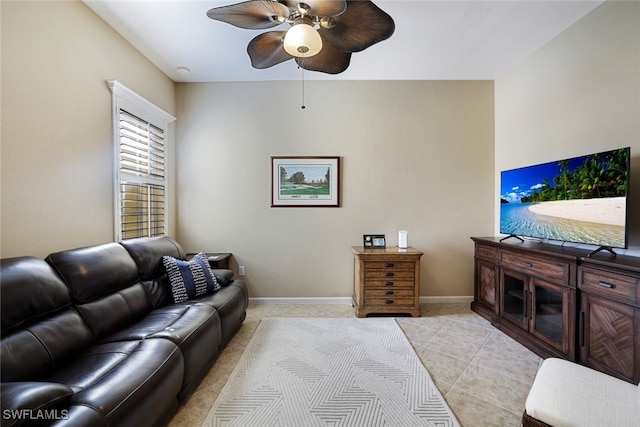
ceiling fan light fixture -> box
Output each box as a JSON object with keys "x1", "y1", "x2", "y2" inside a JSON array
[
  {"x1": 283, "y1": 21, "x2": 322, "y2": 57},
  {"x1": 206, "y1": 0, "x2": 395, "y2": 74},
  {"x1": 319, "y1": 16, "x2": 336, "y2": 29}
]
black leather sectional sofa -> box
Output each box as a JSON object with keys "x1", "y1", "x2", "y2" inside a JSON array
[{"x1": 1, "y1": 236, "x2": 248, "y2": 427}]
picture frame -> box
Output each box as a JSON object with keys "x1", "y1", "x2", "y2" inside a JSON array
[
  {"x1": 271, "y1": 156, "x2": 340, "y2": 207},
  {"x1": 363, "y1": 234, "x2": 386, "y2": 248}
]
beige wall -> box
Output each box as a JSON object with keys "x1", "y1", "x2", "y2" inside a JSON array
[
  {"x1": 1, "y1": 0, "x2": 176, "y2": 258},
  {"x1": 495, "y1": 0, "x2": 640, "y2": 256},
  {"x1": 4, "y1": 0, "x2": 636, "y2": 301},
  {"x1": 175, "y1": 81, "x2": 495, "y2": 298}
]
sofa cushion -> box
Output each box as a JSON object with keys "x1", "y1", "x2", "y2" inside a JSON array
[
  {"x1": 101, "y1": 302, "x2": 223, "y2": 401},
  {"x1": 56, "y1": 405, "x2": 109, "y2": 427},
  {"x1": 195, "y1": 280, "x2": 248, "y2": 348},
  {"x1": 1, "y1": 310, "x2": 94, "y2": 382},
  {"x1": 46, "y1": 242, "x2": 155, "y2": 340},
  {"x1": 0, "y1": 257, "x2": 94, "y2": 382},
  {"x1": 0, "y1": 382, "x2": 74, "y2": 427},
  {"x1": 49, "y1": 339, "x2": 183, "y2": 427},
  {"x1": 46, "y1": 243, "x2": 140, "y2": 304},
  {"x1": 73, "y1": 283, "x2": 154, "y2": 339},
  {"x1": 163, "y1": 252, "x2": 220, "y2": 303},
  {"x1": 1, "y1": 257, "x2": 71, "y2": 332},
  {"x1": 120, "y1": 236, "x2": 185, "y2": 280}
]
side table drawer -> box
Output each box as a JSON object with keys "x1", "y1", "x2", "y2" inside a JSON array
[
  {"x1": 364, "y1": 261, "x2": 415, "y2": 270},
  {"x1": 364, "y1": 270, "x2": 414, "y2": 280},
  {"x1": 364, "y1": 279, "x2": 414, "y2": 289},
  {"x1": 365, "y1": 288, "x2": 414, "y2": 298},
  {"x1": 364, "y1": 297, "x2": 416, "y2": 307}
]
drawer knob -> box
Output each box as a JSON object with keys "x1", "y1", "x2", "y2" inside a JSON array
[
  {"x1": 598, "y1": 281, "x2": 616, "y2": 289},
  {"x1": 384, "y1": 281, "x2": 394, "y2": 286},
  {"x1": 385, "y1": 290, "x2": 394, "y2": 295},
  {"x1": 385, "y1": 263, "x2": 394, "y2": 268},
  {"x1": 523, "y1": 262, "x2": 533, "y2": 268},
  {"x1": 385, "y1": 272, "x2": 394, "y2": 277},
  {"x1": 385, "y1": 300, "x2": 394, "y2": 305}
]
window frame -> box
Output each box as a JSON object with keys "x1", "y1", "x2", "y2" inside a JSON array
[{"x1": 107, "y1": 80, "x2": 176, "y2": 242}]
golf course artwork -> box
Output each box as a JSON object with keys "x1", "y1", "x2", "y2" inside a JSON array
[
  {"x1": 499, "y1": 147, "x2": 630, "y2": 248},
  {"x1": 271, "y1": 156, "x2": 340, "y2": 207}
]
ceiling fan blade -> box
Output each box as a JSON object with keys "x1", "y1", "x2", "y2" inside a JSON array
[
  {"x1": 320, "y1": 0, "x2": 394, "y2": 53},
  {"x1": 295, "y1": 37, "x2": 351, "y2": 74},
  {"x1": 281, "y1": 0, "x2": 346, "y2": 17},
  {"x1": 206, "y1": 0, "x2": 291, "y2": 30},
  {"x1": 247, "y1": 31, "x2": 293, "y2": 69}
]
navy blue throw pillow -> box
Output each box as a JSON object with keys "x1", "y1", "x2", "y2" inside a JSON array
[{"x1": 162, "y1": 252, "x2": 220, "y2": 303}]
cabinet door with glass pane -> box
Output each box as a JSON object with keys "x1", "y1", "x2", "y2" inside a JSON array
[
  {"x1": 500, "y1": 269, "x2": 528, "y2": 330},
  {"x1": 530, "y1": 277, "x2": 575, "y2": 356},
  {"x1": 500, "y1": 269, "x2": 575, "y2": 359}
]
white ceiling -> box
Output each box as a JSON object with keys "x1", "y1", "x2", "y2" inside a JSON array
[{"x1": 84, "y1": 0, "x2": 604, "y2": 82}]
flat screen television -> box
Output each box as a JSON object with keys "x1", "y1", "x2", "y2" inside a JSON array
[{"x1": 499, "y1": 147, "x2": 630, "y2": 256}]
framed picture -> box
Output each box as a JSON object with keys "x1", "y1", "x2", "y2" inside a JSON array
[
  {"x1": 271, "y1": 156, "x2": 340, "y2": 207},
  {"x1": 363, "y1": 234, "x2": 386, "y2": 248}
]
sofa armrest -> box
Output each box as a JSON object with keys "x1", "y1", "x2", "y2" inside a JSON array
[
  {"x1": 1, "y1": 382, "x2": 73, "y2": 426},
  {"x1": 211, "y1": 269, "x2": 234, "y2": 285}
]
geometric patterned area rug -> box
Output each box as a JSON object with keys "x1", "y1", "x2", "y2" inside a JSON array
[{"x1": 202, "y1": 318, "x2": 460, "y2": 427}]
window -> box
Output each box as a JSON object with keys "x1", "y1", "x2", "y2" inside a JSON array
[{"x1": 108, "y1": 80, "x2": 175, "y2": 241}]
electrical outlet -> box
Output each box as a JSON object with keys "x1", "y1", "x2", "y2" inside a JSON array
[{"x1": 238, "y1": 265, "x2": 245, "y2": 276}]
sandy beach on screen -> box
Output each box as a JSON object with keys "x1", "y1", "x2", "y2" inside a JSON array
[{"x1": 527, "y1": 197, "x2": 626, "y2": 226}]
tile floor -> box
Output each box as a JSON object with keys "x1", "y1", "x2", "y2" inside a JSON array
[{"x1": 168, "y1": 302, "x2": 542, "y2": 427}]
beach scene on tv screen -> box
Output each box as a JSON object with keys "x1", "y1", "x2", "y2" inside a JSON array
[{"x1": 500, "y1": 148, "x2": 628, "y2": 248}]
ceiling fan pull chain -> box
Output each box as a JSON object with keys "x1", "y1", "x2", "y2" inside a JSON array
[{"x1": 301, "y1": 66, "x2": 306, "y2": 109}]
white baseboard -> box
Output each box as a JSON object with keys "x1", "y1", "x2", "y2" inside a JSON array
[
  {"x1": 249, "y1": 296, "x2": 474, "y2": 304},
  {"x1": 249, "y1": 297, "x2": 352, "y2": 304},
  {"x1": 419, "y1": 296, "x2": 474, "y2": 304}
]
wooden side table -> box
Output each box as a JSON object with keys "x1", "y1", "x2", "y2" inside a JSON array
[
  {"x1": 186, "y1": 252, "x2": 231, "y2": 269},
  {"x1": 352, "y1": 246, "x2": 423, "y2": 317}
]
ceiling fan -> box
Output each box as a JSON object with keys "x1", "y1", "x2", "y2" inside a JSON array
[{"x1": 206, "y1": 0, "x2": 395, "y2": 74}]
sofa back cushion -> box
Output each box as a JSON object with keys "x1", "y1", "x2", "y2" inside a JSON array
[
  {"x1": 120, "y1": 236, "x2": 186, "y2": 307},
  {"x1": 46, "y1": 243, "x2": 139, "y2": 303},
  {"x1": 1, "y1": 257, "x2": 70, "y2": 331},
  {"x1": 1, "y1": 257, "x2": 94, "y2": 381},
  {"x1": 46, "y1": 243, "x2": 153, "y2": 339},
  {"x1": 120, "y1": 236, "x2": 185, "y2": 280}
]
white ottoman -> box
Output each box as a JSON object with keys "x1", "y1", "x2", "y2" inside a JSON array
[{"x1": 524, "y1": 358, "x2": 639, "y2": 427}]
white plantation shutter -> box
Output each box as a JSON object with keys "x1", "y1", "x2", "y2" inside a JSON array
[
  {"x1": 120, "y1": 181, "x2": 165, "y2": 239},
  {"x1": 119, "y1": 111, "x2": 166, "y2": 239},
  {"x1": 108, "y1": 80, "x2": 175, "y2": 241}
]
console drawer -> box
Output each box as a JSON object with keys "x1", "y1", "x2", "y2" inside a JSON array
[
  {"x1": 501, "y1": 251, "x2": 570, "y2": 284},
  {"x1": 579, "y1": 266, "x2": 638, "y2": 306},
  {"x1": 476, "y1": 244, "x2": 497, "y2": 261}
]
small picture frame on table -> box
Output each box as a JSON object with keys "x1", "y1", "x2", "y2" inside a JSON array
[{"x1": 363, "y1": 234, "x2": 386, "y2": 248}]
